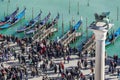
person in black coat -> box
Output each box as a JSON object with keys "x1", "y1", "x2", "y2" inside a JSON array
[
  {"x1": 54, "y1": 64, "x2": 57, "y2": 73},
  {"x1": 58, "y1": 64, "x2": 61, "y2": 73}
]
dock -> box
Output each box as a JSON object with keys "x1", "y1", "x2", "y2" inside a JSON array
[
  {"x1": 81, "y1": 35, "x2": 95, "y2": 54},
  {"x1": 60, "y1": 32, "x2": 81, "y2": 46},
  {"x1": 34, "y1": 26, "x2": 57, "y2": 42},
  {"x1": 32, "y1": 26, "x2": 46, "y2": 40},
  {"x1": 57, "y1": 31, "x2": 70, "y2": 42}
]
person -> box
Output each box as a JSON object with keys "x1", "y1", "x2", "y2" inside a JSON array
[
  {"x1": 0, "y1": 71, "x2": 2, "y2": 79},
  {"x1": 20, "y1": 70, "x2": 23, "y2": 80},
  {"x1": 58, "y1": 63, "x2": 61, "y2": 74},
  {"x1": 1, "y1": 63, "x2": 4, "y2": 68},
  {"x1": 61, "y1": 62, "x2": 64, "y2": 72},
  {"x1": 80, "y1": 72, "x2": 86, "y2": 80},
  {"x1": 61, "y1": 72, "x2": 66, "y2": 80},
  {"x1": 89, "y1": 68, "x2": 94, "y2": 80},
  {"x1": 12, "y1": 72, "x2": 16, "y2": 80},
  {"x1": 81, "y1": 58, "x2": 84, "y2": 65},
  {"x1": 25, "y1": 70, "x2": 28, "y2": 80},
  {"x1": 13, "y1": 52, "x2": 17, "y2": 60},
  {"x1": 113, "y1": 54, "x2": 118, "y2": 63},
  {"x1": 54, "y1": 64, "x2": 57, "y2": 73},
  {"x1": 84, "y1": 59, "x2": 88, "y2": 69},
  {"x1": 84, "y1": 50, "x2": 88, "y2": 57},
  {"x1": 63, "y1": 56, "x2": 66, "y2": 64},
  {"x1": 42, "y1": 76, "x2": 45, "y2": 80},
  {"x1": 31, "y1": 68, "x2": 35, "y2": 77},
  {"x1": 67, "y1": 55, "x2": 70, "y2": 63},
  {"x1": 117, "y1": 69, "x2": 120, "y2": 78},
  {"x1": 18, "y1": 54, "x2": 21, "y2": 63},
  {"x1": 77, "y1": 60, "x2": 81, "y2": 69},
  {"x1": 35, "y1": 68, "x2": 39, "y2": 76},
  {"x1": 90, "y1": 60, "x2": 94, "y2": 68},
  {"x1": 114, "y1": 62, "x2": 117, "y2": 72}
]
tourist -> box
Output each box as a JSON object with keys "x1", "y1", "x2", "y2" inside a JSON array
[
  {"x1": 13, "y1": 51, "x2": 17, "y2": 60},
  {"x1": 113, "y1": 54, "x2": 118, "y2": 63},
  {"x1": 18, "y1": 54, "x2": 21, "y2": 63},
  {"x1": 77, "y1": 60, "x2": 82, "y2": 69},
  {"x1": 89, "y1": 68, "x2": 94, "y2": 80},
  {"x1": 117, "y1": 69, "x2": 120, "y2": 80},
  {"x1": 63, "y1": 56, "x2": 66, "y2": 64},
  {"x1": 84, "y1": 50, "x2": 88, "y2": 57},
  {"x1": 58, "y1": 63, "x2": 62, "y2": 75},
  {"x1": 67, "y1": 55, "x2": 70, "y2": 63},
  {"x1": 80, "y1": 72, "x2": 86, "y2": 80},
  {"x1": 54, "y1": 64, "x2": 57, "y2": 73},
  {"x1": 90, "y1": 60, "x2": 94, "y2": 68},
  {"x1": 84, "y1": 59, "x2": 88, "y2": 69}
]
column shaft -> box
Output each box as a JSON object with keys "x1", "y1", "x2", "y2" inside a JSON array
[{"x1": 95, "y1": 39, "x2": 105, "y2": 80}]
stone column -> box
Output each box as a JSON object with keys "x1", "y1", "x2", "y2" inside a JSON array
[{"x1": 93, "y1": 30, "x2": 107, "y2": 80}]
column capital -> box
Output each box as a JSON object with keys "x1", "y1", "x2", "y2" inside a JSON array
[{"x1": 93, "y1": 30, "x2": 108, "y2": 40}]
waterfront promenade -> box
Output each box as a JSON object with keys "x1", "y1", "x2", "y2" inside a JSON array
[{"x1": 1, "y1": 42, "x2": 119, "y2": 80}]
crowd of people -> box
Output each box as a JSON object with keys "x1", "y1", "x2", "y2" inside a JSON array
[{"x1": 0, "y1": 34, "x2": 119, "y2": 80}]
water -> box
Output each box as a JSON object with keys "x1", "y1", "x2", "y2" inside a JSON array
[{"x1": 0, "y1": 0, "x2": 120, "y2": 57}]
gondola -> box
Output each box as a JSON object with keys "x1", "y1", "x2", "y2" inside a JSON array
[
  {"x1": 16, "y1": 11, "x2": 42, "y2": 33},
  {"x1": 38, "y1": 13, "x2": 60, "y2": 40},
  {"x1": 25, "y1": 12, "x2": 51, "y2": 35},
  {"x1": 57, "y1": 20, "x2": 82, "y2": 42},
  {"x1": 0, "y1": 8, "x2": 26, "y2": 29},
  {"x1": 105, "y1": 27, "x2": 120, "y2": 46},
  {"x1": 0, "y1": 7, "x2": 19, "y2": 26},
  {"x1": 81, "y1": 27, "x2": 120, "y2": 51},
  {"x1": 46, "y1": 13, "x2": 59, "y2": 29}
]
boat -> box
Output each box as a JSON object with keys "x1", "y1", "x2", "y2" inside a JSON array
[
  {"x1": 105, "y1": 27, "x2": 120, "y2": 46},
  {"x1": 38, "y1": 13, "x2": 60, "y2": 41},
  {"x1": 16, "y1": 11, "x2": 42, "y2": 33},
  {"x1": 80, "y1": 27, "x2": 120, "y2": 53},
  {"x1": 32, "y1": 13, "x2": 60, "y2": 41},
  {"x1": 0, "y1": 8, "x2": 26, "y2": 29},
  {"x1": 46, "y1": 13, "x2": 60, "y2": 29},
  {"x1": 80, "y1": 34, "x2": 95, "y2": 51},
  {"x1": 0, "y1": 7, "x2": 19, "y2": 26},
  {"x1": 25, "y1": 12, "x2": 51, "y2": 35},
  {"x1": 39, "y1": 12, "x2": 51, "y2": 27},
  {"x1": 57, "y1": 20, "x2": 82, "y2": 43}
]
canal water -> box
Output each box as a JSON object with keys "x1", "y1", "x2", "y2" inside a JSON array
[{"x1": 0, "y1": 0, "x2": 120, "y2": 57}]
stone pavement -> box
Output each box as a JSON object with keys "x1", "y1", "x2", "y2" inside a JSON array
[
  {"x1": 2, "y1": 55, "x2": 119, "y2": 80},
  {"x1": 0, "y1": 42, "x2": 119, "y2": 80}
]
